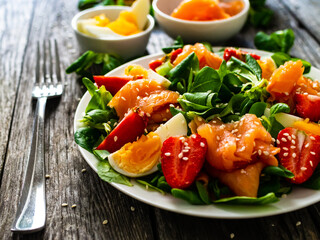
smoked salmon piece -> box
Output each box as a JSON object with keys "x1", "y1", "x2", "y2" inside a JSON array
[
  {"x1": 195, "y1": 114, "x2": 279, "y2": 171},
  {"x1": 173, "y1": 43, "x2": 222, "y2": 70},
  {"x1": 206, "y1": 161, "x2": 266, "y2": 197},
  {"x1": 108, "y1": 79, "x2": 179, "y2": 120}
]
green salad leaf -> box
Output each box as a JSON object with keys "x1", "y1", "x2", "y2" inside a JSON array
[
  {"x1": 98, "y1": 160, "x2": 132, "y2": 186},
  {"x1": 214, "y1": 192, "x2": 279, "y2": 205}
]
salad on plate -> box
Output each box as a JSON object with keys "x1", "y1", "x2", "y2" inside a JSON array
[{"x1": 74, "y1": 38, "x2": 320, "y2": 207}]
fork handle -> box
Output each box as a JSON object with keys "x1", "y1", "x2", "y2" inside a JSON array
[{"x1": 11, "y1": 97, "x2": 47, "y2": 233}]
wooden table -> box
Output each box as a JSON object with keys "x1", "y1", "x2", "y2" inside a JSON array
[{"x1": 1, "y1": 0, "x2": 320, "y2": 239}]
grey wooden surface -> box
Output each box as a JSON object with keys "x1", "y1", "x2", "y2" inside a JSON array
[{"x1": 1, "y1": 0, "x2": 320, "y2": 239}]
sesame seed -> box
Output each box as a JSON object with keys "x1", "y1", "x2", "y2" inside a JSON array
[
  {"x1": 230, "y1": 233, "x2": 235, "y2": 239},
  {"x1": 103, "y1": 220, "x2": 108, "y2": 225},
  {"x1": 301, "y1": 167, "x2": 307, "y2": 171},
  {"x1": 303, "y1": 92, "x2": 308, "y2": 95},
  {"x1": 146, "y1": 113, "x2": 151, "y2": 117},
  {"x1": 305, "y1": 143, "x2": 310, "y2": 148},
  {"x1": 276, "y1": 139, "x2": 280, "y2": 145},
  {"x1": 114, "y1": 136, "x2": 118, "y2": 142},
  {"x1": 182, "y1": 149, "x2": 189, "y2": 152},
  {"x1": 291, "y1": 146, "x2": 296, "y2": 149},
  {"x1": 288, "y1": 136, "x2": 292, "y2": 141},
  {"x1": 180, "y1": 137, "x2": 186, "y2": 142},
  {"x1": 121, "y1": 96, "x2": 126, "y2": 101},
  {"x1": 165, "y1": 152, "x2": 171, "y2": 156},
  {"x1": 136, "y1": 88, "x2": 140, "y2": 92},
  {"x1": 310, "y1": 136, "x2": 316, "y2": 140},
  {"x1": 272, "y1": 138, "x2": 275, "y2": 142},
  {"x1": 130, "y1": 206, "x2": 135, "y2": 211},
  {"x1": 291, "y1": 140, "x2": 296, "y2": 144},
  {"x1": 240, "y1": 146, "x2": 245, "y2": 151},
  {"x1": 72, "y1": 204, "x2": 77, "y2": 208},
  {"x1": 263, "y1": 151, "x2": 269, "y2": 156},
  {"x1": 282, "y1": 147, "x2": 288, "y2": 151},
  {"x1": 216, "y1": 136, "x2": 220, "y2": 141},
  {"x1": 191, "y1": 134, "x2": 197, "y2": 139},
  {"x1": 292, "y1": 153, "x2": 296, "y2": 158},
  {"x1": 178, "y1": 153, "x2": 183, "y2": 158},
  {"x1": 114, "y1": 122, "x2": 118, "y2": 127},
  {"x1": 184, "y1": 142, "x2": 189, "y2": 146},
  {"x1": 283, "y1": 152, "x2": 289, "y2": 157},
  {"x1": 45, "y1": 174, "x2": 51, "y2": 179},
  {"x1": 281, "y1": 138, "x2": 287, "y2": 142},
  {"x1": 310, "y1": 161, "x2": 313, "y2": 167},
  {"x1": 284, "y1": 92, "x2": 289, "y2": 96},
  {"x1": 240, "y1": 169, "x2": 246, "y2": 174},
  {"x1": 185, "y1": 146, "x2": 191, "y2": 150},
  {"x1": 292, "y1": 135, "x2": 296, "y2": 139},
  {"x1": 81, "y1": 169, "x2": 86, "y2": 173},
  {"x1": 62, "y1": 203, "x2": 68, "y2": 207},
  {"x1": 283, "y1": 133, "x2": 289, "y2": 136},
  {"x1": 200, "y1": 142, "x2": 206, "y2": 147},
  {"x1": 169, "y1": 104, "x2": 174, "y2": 107},
  {"x1": 182, "y1": 157, "x2": 188, "y2": 161},
  {"x1": 144, "y1": 128, "x2": 148, "y2": 133},
  {"x1": 296, "y1": 221, "x2": 301, "y2": 226},
  {"x1": 252, "y1": 151, "x2": 257, "y2": 155},
  {"x1": 311, "y1": 152, "x2": 316, "y2": 155},
  {"x1": 258, "y1": 150, "x2": 262, "y2": 155}
]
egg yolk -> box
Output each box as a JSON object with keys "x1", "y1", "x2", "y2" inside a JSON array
[
  {"x1": 94, "y1": 14, "x2": 110, "y2": 27},
  {"x1": 107, "y1": 11, "x2": 140, "y2": 36},
  {"x1": 111, "y1": 132, "x2": 161, "y2": 175}
]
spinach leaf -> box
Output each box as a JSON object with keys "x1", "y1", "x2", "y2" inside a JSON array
[
  {"x1": 136, "y1": 180, "x2": 165, "y2": 194},
  {"x1": 97, "y1": 160, "x2": 132, "y2": 186},
  {"x1": 196, "y1": 181, "x2": 211, "y2": 204},
  {"x1": 262, "y1": 166, "x2": 294, "y2": 179},
  {"x1": 83, "y1": 78, "x2": 113, "y2": 112},
  {"x1": 93, "y1": 149, "x2": 110, "y2": 161},
  {"x1": 218, "y1": 94, "x2": 246, "y2": 118},
  {"x1": 171, "y1": 189, "x2": 205, "y2": 205},
  {"x1": 157, "y1": 176, "x2": 172, "y2": 193},
  {"x1": 248, "y1": 0, "x2": 273, "y2": 27},
  {"x1": 227, "y1": 57, "x2": 259, "y2": 84},
  {"x1": 81, "y1": 109, "x2": 117, "y2": 126},
  {"x1": 271, "y1": 52, "x2": 311, "y2": 74},
  {"x1": 74, "y1": 127, "x2": 102, "y2": 152},
  {"x1": 162, "y1": 36, "x2": 184, "y2": 54},
  {"x1": 214, "y1": 192, "x2": 278, "y2": 205},
  {"x1": 190, "y1": 67, "x2": 222, "y2": 93},
  {"x1": 66, "y1": 51, "x2": 122, "y2": 78},
  {"x1": 168, "y1": 52, "x2": 199, "y2": 80},
  {"x1": 249, "y1": 102, "x2": 267, "y2": 117},
  {"x1": 254, "y1": 29, "x2": 295, "y2": 54},
  {"x1": 245, "y1": 54, "x2": 262, "y2": 80},
  {"x1": 270, "y1": 103, "x2": 290, "y2": 116}
]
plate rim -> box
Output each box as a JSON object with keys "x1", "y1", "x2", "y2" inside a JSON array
[{"x1": 74, "y1": 48, "x2": 320, "y2": 219}]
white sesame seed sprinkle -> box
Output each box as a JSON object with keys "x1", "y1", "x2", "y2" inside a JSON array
[
  {"x1": 182, "y1": 149, "x2": 189, "y2": 152},
  {"x1": 121, "y1": 96, "x2": 126, "y2": 101},
  {"x1": 291, "y1": 140, "x2": 296, "y2": 144},
  {"x1": 45, "y1": 174, "x2": 51, "y2": 179},
  {"x1": 292, "y1": 135, "x2": 296, "y2": 139},
  {"x1": 291, "y1": 146, "x2": 296, "y2": 149},
  {"x1": 114, "y1": 136, "x2": 118, "y2": 142},
  {"x1": 281, "y1": 138, "x2": 287, "y2": 142},
  {"x1": 216, "y1": 136, "x2": 220, "y2": 141},
  {"x1": 182, "y1": 157, "x2": 189, "y2": 161},
  {"x1": 178, "y1": 153, "x2": 183, "y2": 158},
  {"x1": 310, "y1": 161, "x2": 313, "y2": 167},
  {"x1": 130, "y1": 206, "x2": 135, "y2": 211},
  {"x1": 81, "y1": 169, "x2": 86, "y2": 173},
  {"x1": 165, "y1": 152, "x2": 171, "y2": 156},
  {"x1": 283, "y1": 152, "x2": 289, "y2": 157},
  {"x1": 292, "y1": 153, "x2": 296, "y2": 158},
  {"x1": 277, "y1": 139, "x2": 280, "y2": 145},
  {"x1": 305, "y1": 143, "x2": 310, "y2": 148},
  {"x1": 146, "y1": 113, "x2": 151, "y2": 117},
  {"x1": 200, "y1": 142, "x2": 206, "y2": 147},
  {"x1": 283, "y1": 133, "x2": 289, "y2": 136},
  {"x1": 301, "y1": 167, "x2": 307, "y2": 171},
  {"x1": 191, "y1": 134, "x2": 197, "y2": 139},
  {"x1": 103, "y1": 220, "x2": 108, "y2": 225},
  {"x1": 240, "y1": 169, "x2": 246, "y2": 174},
  {"x1": 311, "y1": 152, "x2": 316, "y2": 155},
  {"x1": 311, "y1": 136, "x2": 316, "y2": 140},
  {"x1": 62, "y1": 203, "x2": 68, "y2": 207},
  {"x1": 263, "y1": 151, "x2": 270, "y2": 156},
  {"x1": 296, "y1": 221, "x2": 301, "y2": 226},
  {"x1": 72, "y1": 204, "x2": 77, "y2": 208},
  {"x1": 258, "y1": 150, "x2": 262, "y2": 155},
  {"x1": 288, "y1": 136, "x2": 292, "y2": 141},
  {"x1": 230, "y1": 233, "x2": 235, "y2": 239},
  {"x1": 272, "y1": 138, "x2": 275, "y2": 142},
  {"x1": 283, "y1": 147, "x2": 289, "y2": 151}
]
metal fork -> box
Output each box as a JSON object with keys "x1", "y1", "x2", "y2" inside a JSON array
[{"x1": 11, "y1": 40, "x2": 63, "y2": 233}]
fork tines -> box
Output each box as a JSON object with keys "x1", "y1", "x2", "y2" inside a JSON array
[{"x1": 33, "y1": 39, "x2": 63, "y2": 98}]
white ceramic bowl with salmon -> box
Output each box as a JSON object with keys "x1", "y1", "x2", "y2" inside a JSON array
[
  {"x1": 72, "y1": 6, "x2": 155, "y2": 60},
  {"x1": 152, "y1": 0, "x2": 249, "y2": 43}
]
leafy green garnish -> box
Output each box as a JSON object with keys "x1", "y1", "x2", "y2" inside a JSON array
[
  {"x1": 97, "y1": 160, "x2": 132, "y2": 186},
  {"x1": 248, "y1": 0, "x2": 273, "y2": 27},
  {"x1": 171, "y1": 188, "x2": 205, "y2": 205},
  {"x1": 262, "y1": 166, "x2": 294, "y2": 179},
  {"x1": 74, "y1": 127, "x2": 103, "y2": 153},
  {"x1": 162, "y1": 36, "x2": 184, "y2": 54},
  {"x1": 66, "y1": 51, "x2": 122, "y2": 79},
  {"x1": 136, "y1": 180, "x2": 165, "y2": 194},
  {"x1": 214, "y1": 192, "x2": 279, "y2": 205},
  {"x1": 254, "y1": 29, "x2": 295, "y2": 54}
]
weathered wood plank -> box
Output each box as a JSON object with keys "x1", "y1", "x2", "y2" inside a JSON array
[
  {"x1": 0, "y1": 0, "x2": 155, "y2": 239},
  {"x1": 0, "y1": 0, "x2": 34, "y2": 181},
  {"x1": 281, "y1": 0, "x2": 320, "y2": 44}
]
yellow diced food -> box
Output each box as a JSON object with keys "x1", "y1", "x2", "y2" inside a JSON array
[
  {"x1": 107, "y1": 11, "x2": 140, "y2": 36},
  {"x1": 94, "y1": 14, "x2": 110, "y2": 27}
]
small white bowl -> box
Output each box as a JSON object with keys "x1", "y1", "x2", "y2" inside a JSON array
[
  {"x1": 153, "y1": 0, "x2": 249, "y2": 43},
  {"x1": 72, "y1": 6, "x2": 155, "y2": 60}
]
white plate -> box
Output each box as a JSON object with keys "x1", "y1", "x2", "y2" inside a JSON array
[{"x1": 74, "y1": 48, "x2": 320, "y2": 219}]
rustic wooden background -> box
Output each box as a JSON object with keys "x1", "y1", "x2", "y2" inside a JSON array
[{"x1": 1, "y1": 0, "x2": 320, "y2": 239}]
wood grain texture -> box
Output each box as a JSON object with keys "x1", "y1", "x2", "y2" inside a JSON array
[{"x1": 1, "y1": 0, "x2": 320, "y2": 239}]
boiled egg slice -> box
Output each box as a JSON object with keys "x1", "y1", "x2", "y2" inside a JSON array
[
  {"x1": 131, "y1": 0, "x2": 150, "y2": 30},
  {"x1": 108, "y1": 113, "x2": 188, "y2": 177}
]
